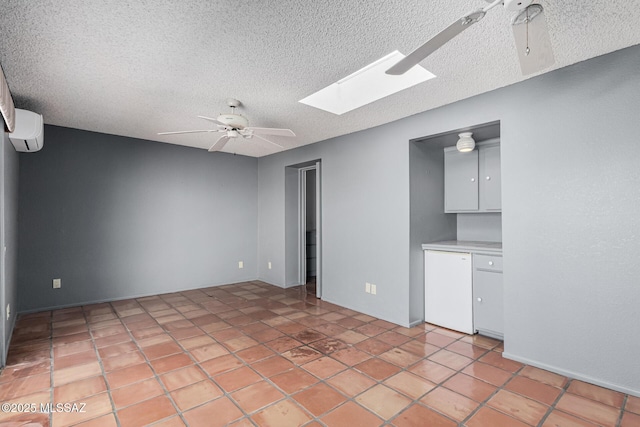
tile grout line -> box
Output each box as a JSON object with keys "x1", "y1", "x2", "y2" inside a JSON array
[
  {"x1": 155, "y1": 298, "x2": 227, "y2": 427},
  {"x1": 48, "y1": 310, "x2": 54, "y2": 427},
  {"x1": 244, "y1": 320, "x2": 484, "y2": 425},
  {"x1": 72, "y1": 302, "x2": 174, "y2": 425},
  {"x1": 535, "y1": 377, "x2": 572, "y2": 427},
  {"x1": 383, "y1": 331, "x2": 504, "y2": 426},
  {"x1": 194, "y1": 287, "x2": 318, "y2": 426},
  {"x1": 157, "y1": 295, "x2": 260, "y2": 426},
  {"x1": 81, "y1": 304, "x2": 121, "y2": 427},
  {"x1": 135, "y1": 285, "x2": 295, "y2": 425},
  {"x1": 266, "y1": 290, "x2": 401, "y2": 425},
  {"x1": 186, "y1": 285, "x2": 377, "y2": 425},
  {"x1": 458, "y1": 362, "x2": 526, "y2": 426},
  {"x1": 112, "y1": 298, "x2": 201, "y2": 426},
  {"x1": 165, "y1": 289, "x2": 271, "y2": 426},
  {"x1": 616, "y1": 395, "x2": 628, "y2": 427}
]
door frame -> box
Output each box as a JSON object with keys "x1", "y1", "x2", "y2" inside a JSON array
[
  {"x1": 297, "y1": 162, "x2": 322, "y2": 297},
  {"x1": 0, "y1": 134, "x2": 6, "y2": 366}
]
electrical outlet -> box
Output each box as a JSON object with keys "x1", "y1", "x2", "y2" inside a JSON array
[
  {"x1": 365, "y1": 282, "x2": 371, "y2": 293},
  {"x1": 53, "y1": 278, "x2": 62, "y2": 289},
  {"x1": 6, "y1": 304, "x2": 10, "y2": 320},
  {"x1": 371, "y1": 284, "x2": 377, "y2": 295},
  {"x1": 268, "y1": 261, "x2": 272, "y2": 269},
  {"x1": 238, "y1": 261, "x2": 244, "y2": 269}
]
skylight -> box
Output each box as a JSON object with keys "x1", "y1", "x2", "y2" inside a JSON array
[{"x1": 299, "y1": 51, "x2": 436, "y2": 115}]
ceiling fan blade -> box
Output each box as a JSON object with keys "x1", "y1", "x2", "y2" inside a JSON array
[
  {"x1": 197, "y1": 115, "x2": 227, "y2": 127},
  {"x1": 253, "y1": 134, "x2": 284, "y2": 149},
  {"x1": 386, "y1": 10, "x2": 485, "y2": 75},
  {"x1": 244, "y1": 127, "x2": 296, "y2": 137},
  {"x1": 512, "y1": 5, "x2": 555, "y2": 75},
  {"x1": 158, "y1": 129, "x2": 217, "y2": 135},
  {"x1": 208, "y1": 135, "x2": 230, "y2": 152}
]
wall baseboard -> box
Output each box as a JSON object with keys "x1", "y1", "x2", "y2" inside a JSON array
[
  {"x1": 408, "y1": 319, "x2": 424, "y2": 328},
  {"x1": 502, "y1": 351, "x2": 640, "y2": 398},
  {"x1": 2, "y1": 313, "x2": 18, "y2": 367},
  {"x1": 255, "y1": 278, "x2": 287, "y2": 288},
  {"x1": 320, "y1": 295, "x2": 409, "y2": 328},
  {"x1": 255, "y1": 277, "x2": 306, "y2": 289},
  {"x1": 255, "y1": 279, "x2": 411, "y2": 327},
  {"x1": 18, "y1": 278, "x2": 262, "y2": 314}
]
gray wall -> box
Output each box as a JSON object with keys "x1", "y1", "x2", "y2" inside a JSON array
[
  {"x1": 499, "y1": 48, "x2": 640, "y2": 395},
  {"x1": 258, "y1": 125, "x2": 412, "y2": 325},
  {"x1": 258, "y1": 45, "x2": 640, "y2": 395},
  {"x1": 457, "y1": 213, "x2": 502, "y2": 242},
  {"x1": 1, "y1": 129, "x2": 19, "y2": 366},
  {"x1": 18, "y1": 126, "x2": 258, "y2": 312}
]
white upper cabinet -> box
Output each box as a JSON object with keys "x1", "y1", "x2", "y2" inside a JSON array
[
  {"x1": 444, "y1": 149, "x2": 479, "y2": 212},
  {"x1": 479, "y1": 143, "x2": 501, "y2": 211},
  {"x1": 444, "y1": 140, "x2": 501, "y2": 213}
]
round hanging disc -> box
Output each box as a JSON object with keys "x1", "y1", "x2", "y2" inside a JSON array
[{"x1": 512, "y1": 4, "x2": 543, "y2": 25}]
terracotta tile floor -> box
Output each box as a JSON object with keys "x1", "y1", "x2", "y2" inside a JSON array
[{"x1": 1, "y1": 281, "x2": 638, "y2": 427}]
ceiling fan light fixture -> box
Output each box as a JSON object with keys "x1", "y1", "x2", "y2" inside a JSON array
[
  {"x1": 158, "y1": 99, "x2": 295, "y2": 153},
  {"x1": 456, "y1": 132, "x2": 475, "y2": 152}
]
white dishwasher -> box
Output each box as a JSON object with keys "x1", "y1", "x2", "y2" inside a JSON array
[{"x1": 424, "y1": 250, "x2": 473, "y2": 334}]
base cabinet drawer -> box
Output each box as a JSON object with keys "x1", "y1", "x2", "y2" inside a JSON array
[
  {"x1": 474, "y1": 254, "x2": 502, "y2": 272},
  {"x1": 473, "y1": 268, "x2": 504, "y2": 339}
]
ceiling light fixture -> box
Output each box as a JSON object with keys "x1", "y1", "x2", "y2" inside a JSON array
[
  {"x1": 298, "y1": 51, "x2": 435, "y2": 115},
  {"x1": 456, "y1": 132, "x2": 475, "y2": 152}
]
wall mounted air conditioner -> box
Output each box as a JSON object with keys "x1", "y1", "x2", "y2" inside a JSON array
[{"x1": 8, "y1": 109, "x2": 44, "y2": 152}]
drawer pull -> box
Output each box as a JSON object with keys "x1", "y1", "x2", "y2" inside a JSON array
[
  {"x1": 486, "y1": 176, "x2": 491, "y2": 180},
  {"x1": 477, "y1": 297, "x2": 482, "y2": 302},
  {"x1": 488, "y1": 261, "x2": 494, "y2": 266},
  {"x1": 471, "y1": 178, "x2": 476, "y2": 182}
]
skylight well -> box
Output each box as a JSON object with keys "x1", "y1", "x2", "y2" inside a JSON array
[{"x1": 299, "y1": 51, "x2": 436, "y2": 115}]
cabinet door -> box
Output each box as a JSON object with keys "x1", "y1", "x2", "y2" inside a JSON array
[
  {"x1": 444, "y1": 149, "x2": 478, "y2": 212},
  {"x1": 479, "y1": 144, "x2": 501, "y2": 211},
  {"x1": 473, "y1": 269, "x2": 504, "y2": 337}
]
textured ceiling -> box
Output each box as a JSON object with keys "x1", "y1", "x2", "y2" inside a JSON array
[{"x1": 1, "y1": 1, "x2": 639, "y2": 157}]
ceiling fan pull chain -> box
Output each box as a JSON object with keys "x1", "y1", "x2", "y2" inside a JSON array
[{"x1": 525, "y1": 7, "x2": 530, "y2": 56}]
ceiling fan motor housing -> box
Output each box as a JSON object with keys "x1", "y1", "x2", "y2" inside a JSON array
[{"x1": 217, "y1": 114, "x2": 249, "y2": 129}]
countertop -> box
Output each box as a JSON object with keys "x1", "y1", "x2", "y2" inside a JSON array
[{"x1": 422, "y1": 240, "x2": 503, "y2": 255}]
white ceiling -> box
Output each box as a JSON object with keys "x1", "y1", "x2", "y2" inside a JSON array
[{"x1": 1, "y1": 1, "x2": 639, "y2": 157}]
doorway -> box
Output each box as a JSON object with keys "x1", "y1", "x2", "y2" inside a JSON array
[
  {"x1": 299, "y1": 165, "x2": 320, "y2": 296},
  {"x1": 0, "y1": 135, "x2": 5, "y2": 366},
  {"x1": 284, "y1": 159, "x2": 322, "y2": 296}
]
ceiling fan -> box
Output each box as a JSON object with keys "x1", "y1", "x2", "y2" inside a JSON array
[
  {"x1": 158, "y1": 98, "x2": 296, "y2": 152},
  {"x1": 386, "y1": 0, "x2": 554, "y2": 76}
]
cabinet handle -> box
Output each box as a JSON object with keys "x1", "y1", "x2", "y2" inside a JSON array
[
  {"x1": 471, "y1": 178, "x2": 476, "y2": 182},
  {"x1": 486, "y1": 176, "x2": 491, "y2": 180},
  {"x1": 488, "y1": 261, "x2": 494, "y2": 266},
  {"x1": 477, "y1": 297, "x2": 482, "y2": 302}
]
